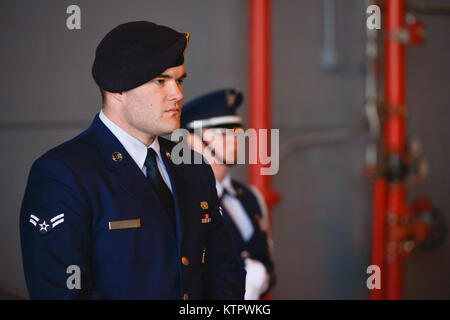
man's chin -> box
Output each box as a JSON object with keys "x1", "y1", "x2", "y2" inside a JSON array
[{"x1": 158, "y1": 122, "x2": 180, "y2": 136}]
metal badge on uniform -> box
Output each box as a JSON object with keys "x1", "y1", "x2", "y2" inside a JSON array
[
  {"x1": 29, "y1": 213, "x2": 64, "y2": 235},
  {"x1": 201, "y1": 248, "x2": 206, "y2": 264},
  {"x1": 112, "y1": 152, "x2": 123, "y2": 162},
  {"x1": 108, "y1": 218, "x2": 141, "y2": 230},
  {"x1": 165, "y1": 151, "x2": 171, "y2": 159},
  {"x1": 200, "y1": 201, "x2": 211, "y2": 223},
  {"x1": 200, "y1": 201, "x2": 208, "y2": 210}
]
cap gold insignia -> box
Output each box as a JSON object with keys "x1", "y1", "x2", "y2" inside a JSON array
[
  {"x1": 112, "y1": 152, "x2": 123, "y2": 162},
  {"x1": 226, "y1": 91, "x2": 237, "y2": 107},
  {"x1": 183, "y1": 32, "x2": 190, "y2": 55},
  {"x1": 200, "y1": 201, "x2": 208, "y2": 210}
]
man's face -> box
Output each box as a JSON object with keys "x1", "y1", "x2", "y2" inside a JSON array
[
  {"x1": 187, "y1": 128, "x2": 241, "y2": 165},
  {"x1": 203, "y1": 129, "x2": 239, "y2": 164},
  {"x1": 122, "y1": 64, "x2": 186, "y2": 138}
]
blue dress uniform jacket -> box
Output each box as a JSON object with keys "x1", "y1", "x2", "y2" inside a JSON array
[
  {"x1": 19, "y1": 114, "x2": 245, "y2": 299},
  {"x1": 222, "y1": 180, "x2": 276, "y2": 297}
]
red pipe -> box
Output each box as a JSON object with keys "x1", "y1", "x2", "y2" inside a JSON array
[
  {"x1": 248, "y1": 0, "x2": 279, "y2": 207},
  {"x1": 385, "y1": 0, "x2": 406, "y2": 153},
  {"x1": 384, "y1": 0, "x2": 407, "y2": 300},
  {"x1": 248, "y1": 0, "x2": 280, "y2": 299},
  {"x1": 249, "y1": 0, "x2": 271, "y2": 191},
  {"x1": 385, "y1": 182, "x2": 407, "y2": 299}
]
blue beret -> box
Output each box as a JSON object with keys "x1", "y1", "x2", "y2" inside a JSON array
[
  {"x1": 181, "y1": 88, "x2": 243, "y2": 130},
  {"x1": 92, "y1": 21, "x2": 189, "y2": 93}
]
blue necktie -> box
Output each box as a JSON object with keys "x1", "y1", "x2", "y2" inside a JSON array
[{"x1": 144, "y1": 148, "x2": 176, "y2": 232}]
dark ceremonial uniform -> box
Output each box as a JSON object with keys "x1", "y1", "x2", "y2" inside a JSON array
[
  {"x1": 20, "y1": 21, "x2": 245, "y2": 300},
  {"x1": 20, "y1": 114, "x2": 245, "y2": 299},
  {"x1": 181, "y1": 88, "x2": 276, "y2": 299},
  {"x1": 219, "y1": 179, "x2": 276, "y2": 298}
]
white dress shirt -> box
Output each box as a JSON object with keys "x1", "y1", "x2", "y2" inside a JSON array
[
  {"x1": 216, "y1": 174, "x2": 269, "y2": 299},
  {"x1": 215, "y1": 174, "x2": 254, "y2": 242},
  {"x1": 99, "y1": 110, "x2": 173, "y2": 192}
]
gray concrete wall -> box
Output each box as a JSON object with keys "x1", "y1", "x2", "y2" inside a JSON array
[{"x1": 0, "y1": 0, "x2": 449, "y2": 299}]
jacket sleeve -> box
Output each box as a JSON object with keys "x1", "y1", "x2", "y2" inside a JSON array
[
  {"x1": 202, "y1": 165, "x2": 246, "y2": 299},
  {"x1": 20, "y1": 157, "x2": 103, "y2": 299},
  {"x1": 247, "y1": 186, "x2": 277, "y2": 298}
]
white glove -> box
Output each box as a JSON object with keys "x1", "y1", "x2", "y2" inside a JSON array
[{"x1": 244, "y1": 258, "x2": 270, "y2": 300}]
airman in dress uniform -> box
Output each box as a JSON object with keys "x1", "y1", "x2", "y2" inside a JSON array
[
  {"x1": 181, "y1": 89, "x2": 276, "y2": 299},
  {"x1": 20, "y1": 21, "x2": 245, "y2": 299}
]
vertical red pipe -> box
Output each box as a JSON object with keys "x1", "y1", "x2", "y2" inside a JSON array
[
  {"x1": 248, "y1": 0, "x2": 275, "y2": 299},
  {"x1": 249, "y1": 0, "x2": 271, "y2": 197},
  {"x1": 384, "y1": 0, "x2": 407, "y2": 300},
  {"x1": 249, "y1": 0, "x2": 279, "y2": 217},
  {"x1": 385, "y1": 0, "x2": 406, "y2": 153},
  {"x1": 385, "y1": 182, "x2": 407, "y2": 299}
]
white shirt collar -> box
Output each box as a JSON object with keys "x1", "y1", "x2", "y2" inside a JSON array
[
  {"x1": 216, "y1": 173, "x2": 237, "y2": 198},
  {"x1": 99, "y1": 109, "x2": 161, "y2": 171}
]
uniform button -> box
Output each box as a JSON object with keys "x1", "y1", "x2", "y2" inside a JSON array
[
  {"x1": 241, "y1": 250, "x2": 250, "y2": 259},
  {"x1": 181, "y1": 257, "x2": 190, "y2": 266},
  {"x1": 183, "y1": 293, "x2": 189, "y2": 300}
]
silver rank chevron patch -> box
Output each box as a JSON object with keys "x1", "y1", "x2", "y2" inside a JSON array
[{"x1": 29, "y1": 213, "x2": 65, "y2": 235}]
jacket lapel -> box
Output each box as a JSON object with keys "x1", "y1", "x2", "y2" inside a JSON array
[
  {"x1": 88, "y1": 114, "x2": 177, "y2": 240},
  {"x1": 232, "y1": 181, "x2": 261, "y2": 232}
]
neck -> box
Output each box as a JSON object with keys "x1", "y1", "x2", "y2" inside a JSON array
[
  {"x1": 103, "y1": 107, "x2": 156, "y2": 147},
  {"x1": 211, "y1": 163, "x2": 229, "y2": 182}
]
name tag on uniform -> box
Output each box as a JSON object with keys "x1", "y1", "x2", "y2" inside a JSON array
[{"x1": 108, "y1": 218, "x2": 141, "y2": 230}]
